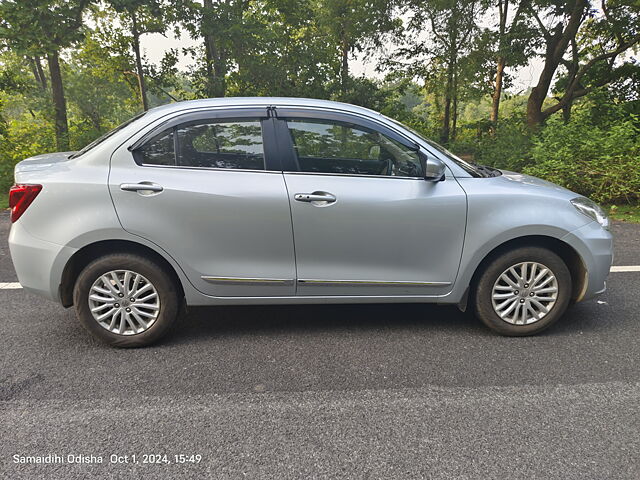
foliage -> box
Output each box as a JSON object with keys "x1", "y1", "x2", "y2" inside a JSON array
[
  {"x1": 524, "y1": 106, "x2": 640, "y2": 204},
  {"x1": 460, "y1": 116, "x2": 533, "y2": 172},
  {"x1": 0, "y1": 108, "x2": 55, "y2": 202}
]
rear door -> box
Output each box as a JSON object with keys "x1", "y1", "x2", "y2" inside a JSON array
[
  {"x1": 109, "y1": 108, "x2": 296, "y2": 297},
  {"x1": 274, "y1": 108, "x2": 467, "y2": 297}
]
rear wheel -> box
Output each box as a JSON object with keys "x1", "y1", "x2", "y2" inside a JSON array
[
  {"x1": 73, "y1": 253, "x2": 180, "y2": 347},
  {"x1": 473, "y1": 246, "x2": 572, "y2": 336}
]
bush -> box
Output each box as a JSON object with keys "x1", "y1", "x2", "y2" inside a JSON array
[
  {"x1": 0, "y1": 115, "x2": 55, "y2": 200},
  {"x1": 472, "y1": 118, "x2": 533, "y2": 172},
  {"x1": 525, "y1": 109, "x2": 640, "y2": 204}
]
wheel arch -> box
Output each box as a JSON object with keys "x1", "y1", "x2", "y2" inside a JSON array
[
  {"x1": 465, "y1": 235, "x2": 587, "y2": 306},
  {"x1": 59, "y1": 239, "x2": 185, "y2": 308}
]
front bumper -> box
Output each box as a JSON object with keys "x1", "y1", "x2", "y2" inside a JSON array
[
  {"x1": 561, "y1": 221, "x2": 613, "y2": 301},
  {"x1": 8, "y1": 221, "x2": 76, "y2": 302}
]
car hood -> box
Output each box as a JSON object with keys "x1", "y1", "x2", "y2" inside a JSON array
[
  {"x1": 498, "y1": 169, "x2": 576, "y2": 195},
  {"x1": 15, "y1": 152, "x2": 76, "y2": 173}
]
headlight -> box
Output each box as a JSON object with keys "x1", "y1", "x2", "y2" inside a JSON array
[{"x1": 571, "y1": 197, "x2": 609, "y2": 230}]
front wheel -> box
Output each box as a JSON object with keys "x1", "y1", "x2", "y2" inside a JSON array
[
  {"x1": 473, "y1": 246, "x2": 572, "y2": 336},
  {"x1": 73, "y1": 253, "x2": 180, "y2": 347}
]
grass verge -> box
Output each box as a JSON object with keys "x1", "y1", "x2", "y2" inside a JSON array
[{"x1": 608, "y1": 204, "x2": 640, "y2": 223}]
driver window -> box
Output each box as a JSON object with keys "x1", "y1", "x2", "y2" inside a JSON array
[{"x1": 286, "y1": 118, "x2": 423, "y2": 177}]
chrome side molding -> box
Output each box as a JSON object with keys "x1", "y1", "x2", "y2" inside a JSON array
[
  {"x1": 202, "y1": 276, "x2": 450, "y2": 288},
  {"x1": 297, "y1": 279, "x2": 451, "y2": 287},
  {"x1": 202, "y1": 276, "x2": 294, "y2": 286}
]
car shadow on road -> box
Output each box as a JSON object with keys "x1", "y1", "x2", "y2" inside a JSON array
[
  {"x1": 161, "y1": 300, "x2": 608, "y2": 346},
  {"x1": 165, "y1": 303, "x2": 480, "y2": 342}
]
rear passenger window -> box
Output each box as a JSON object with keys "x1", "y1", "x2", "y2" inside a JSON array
[
  {"x1": 136, "y1": 130, "x2": 175, "y2": 166},
  {"x1": 176, "y1": 120, "x2": 264, "y2": 170}
]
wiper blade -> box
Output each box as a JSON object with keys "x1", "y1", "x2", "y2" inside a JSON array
[{"x1": 475, "y1": 164, "x2": 501, "y2": 177}]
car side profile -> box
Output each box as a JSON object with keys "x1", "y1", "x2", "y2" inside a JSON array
[{"x1": 8, "y1": 98, "x2": 613, "y2": 346}]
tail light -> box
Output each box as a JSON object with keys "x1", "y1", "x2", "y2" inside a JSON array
[{"x1": 9, "y1": 184, "x2": 42, "y2": 223}]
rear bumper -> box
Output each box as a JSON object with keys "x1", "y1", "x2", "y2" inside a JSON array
[
  {"x1": 8, "y1": 222, "x2": 76, "y2": 302},
  {"x1": 561, "y1": 221, "x2": 613, "y2": 301}
]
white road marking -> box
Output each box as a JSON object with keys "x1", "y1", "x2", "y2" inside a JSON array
[
  {"x1": 0, "y1": 266, "x2": 638, "y2": 291},
  {"x1": 610, "y1": 266, "x2": 640, "y2": 272}
]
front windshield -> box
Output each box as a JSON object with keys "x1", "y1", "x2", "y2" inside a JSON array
[
  {"x1": 69, "y1": 112, "x2": 146, "y2": 159},
  {"x1": 381, "y1": 114, "x2": 485, "y2": 178}
]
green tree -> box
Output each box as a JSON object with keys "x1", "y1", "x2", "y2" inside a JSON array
[
  {"x1": 172, "y1": 0, "x2": 248, "y2": 98},
  {"x1": 108, "y1": 0, "x2": 167, "y2": 110},
  {"x1": 64, "y1": 32, "x2": 139, "y2": 144},
  {"x1": 314, "y1": 0, "x2": 400, "y2": 97},
  {"x1": 225, "y1": 0, "x2": 337, "y2": 98},
  {"x1": 526, "y1": 0, "x2": 640, "y2": 127},
  {"x1": 0, "y1": 0, "x2": 91, "y2": 150},
  {"x1": 398, "y1": 0, "x2": 488, "y2": 144},
  {"x1": 487, "y1": 0, "x2": 532, "y2": 127}
]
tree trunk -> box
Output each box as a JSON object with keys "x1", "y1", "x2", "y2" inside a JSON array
[
  {"x1": 27, "y1": 57, "x2": 42, "y2": 88},
  {"x1": 452, "y1": 70, "x2": 458, "y2": 141},
  {"x1": 28, "y1": 56, "x2": 47, "y2": 90},
  {"x1": 203, "y1": 0, "x2": 226, "y2": 98},
  {"x1": 526, "y1": 41, "x2": 560, "y2": 128},
  {"x1": 562, "y1": 102, "x2": 572, "y2": 123},
  {"x1": 441, "y1": 57, "x2": 455, "y2": 144},
  {"x1": 35, "y1": 56, "x2": 47, "y2": 90},
  {"x1": 451, "y1": 94, "x2": 458, "y2": 141},
  {"x1": 203, "y1": 0, "x2": 215, "y2": 97},
  {"x1": 340, "y1": 35, "x2": 349, "y2": 97},
  {"x1": 47, "y1": 51, "x2": 69, "y2": 151},
  {"x1": 204, "y1": 38, "x2": 226, "y2": 97},
  {"x1": 490, "y1": 55, "x2": 505, "y2": 127},
  {"x1": 131, "y1": 12, "x2": 149, "y2": 111},
  {"x1": 212, "y1": 56, "x2": 227, "y2": 97},
  {"x1": 441, "y1": 92, "x2": 451, "y2": 145},
  {"x1": 526, "y1": 0, "x2": 587, "y2": 127},
  {"x1": 526, "y1": 84, "x2": 547, "y2": 127},
  {"x1": 490, "y1": 0, "x2": 508, "y2": 131},
  {"x1": 203, "y1": 35, "x2": 216, "y2": 97}
]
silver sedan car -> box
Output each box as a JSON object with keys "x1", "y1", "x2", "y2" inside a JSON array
[{"x1": 8, "y1": 98, "x2": 613, "y2": 346}]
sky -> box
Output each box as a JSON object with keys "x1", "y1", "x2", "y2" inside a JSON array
[{"x1": 140, "y1": 27, "x2": 545, "y2": 95}]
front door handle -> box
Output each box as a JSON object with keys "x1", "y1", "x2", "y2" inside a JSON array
[
  {"x1": 294, "y1": 192, "x2": 336, "y2": 204},
  {"x1": 120, "y1": 182, "x2": 164, "y2": 194}
]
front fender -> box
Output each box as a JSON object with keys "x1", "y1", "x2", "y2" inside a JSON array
[
  {"x1": 445, "y1": 225, "x2": 577, "y2": 304},
  {"x1": 443, "y1": 176, "x2": 594, "y2": 304}
]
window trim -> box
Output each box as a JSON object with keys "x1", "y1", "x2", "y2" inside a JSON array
[
  {"x1": 129, "y1": 108, "x2": 279, "y2": 172},
  {"x1": 272, "y1": 108, "x2": 424, "y2": 179}
]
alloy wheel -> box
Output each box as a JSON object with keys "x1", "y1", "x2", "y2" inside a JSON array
[
  {"x1": 491, "y1": 261, "x2": 558, "y2": 325},
  {"x1": 88, "y1": 270, "x2": 160, "y2": 335}
]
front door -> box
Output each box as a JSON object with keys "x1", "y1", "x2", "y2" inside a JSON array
[
  {"x1": 276, "y1": 111, "x2": 467, "y2": 296},
  {"x1": 109, "y1": 109, "x2": 296, "y2": 297}
]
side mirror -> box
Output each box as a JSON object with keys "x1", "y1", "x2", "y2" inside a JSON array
[{"x1": 421, "y1": 154, "x2": 446, "y2": 182}]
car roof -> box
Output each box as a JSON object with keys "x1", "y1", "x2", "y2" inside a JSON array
[{"x1": 146, "y1": 97, "x2": 381, "y2": 118}]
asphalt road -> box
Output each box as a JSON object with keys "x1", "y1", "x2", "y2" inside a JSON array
[{"x1": 1, "y1": 211, "x2": 639, "y2": 479}]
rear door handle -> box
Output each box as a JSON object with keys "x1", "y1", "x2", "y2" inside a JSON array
[
  {"x1": 120, "y1": 182, "x2": 163, "y2": 193},
  {"x1": 294, "y1": 192, "x2": 336, "y2": 204}
]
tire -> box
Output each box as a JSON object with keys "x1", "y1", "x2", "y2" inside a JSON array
[
  {"x1": 73, "y1": 253, "x2": 180, "y2": 347},
  {"x1": 473, "y1": 246, "x2": 572, "y2": 336}
]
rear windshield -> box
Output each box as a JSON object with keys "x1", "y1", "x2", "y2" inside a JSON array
[{"x1": 69, "y1": 112, "x2": 146, "y2": 159}]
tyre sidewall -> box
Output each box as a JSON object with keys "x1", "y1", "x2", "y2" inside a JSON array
[
  {"x1": 73, "y1": 254, "x2": 179, "y2": 347},
  {"x1": 474, "y1": 247, "x2": 572, "y2": 336}
]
